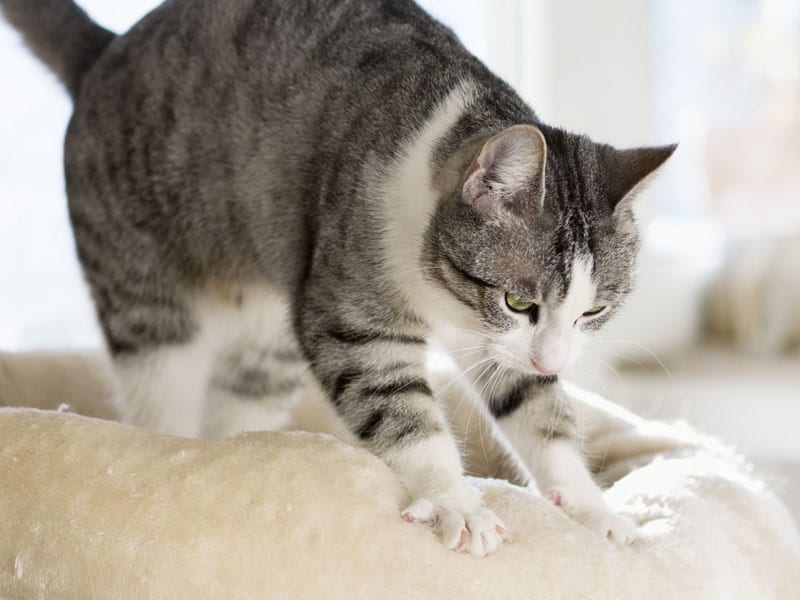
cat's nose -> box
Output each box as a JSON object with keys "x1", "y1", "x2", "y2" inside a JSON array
[{"x1": 531, "y1": 338, "x2": 568, "y2": 375}]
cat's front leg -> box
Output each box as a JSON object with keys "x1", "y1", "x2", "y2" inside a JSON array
[
  {"x1": 301, "y1": 323, "x2": 508, "y2": 556},
  {"x1": 491, "y1": 376, "x2": 637, "y2": 543},
  {"x1": 391, "y1": 432, "x2": 510, "y2": 556}
]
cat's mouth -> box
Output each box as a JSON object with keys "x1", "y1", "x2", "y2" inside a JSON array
[
  {"x1": 530, "y1": 359, "x2": 562, "y2": 376},
  {"x1": 487, "y1": 344, "x2": 534, "y2": 375},
  {"x1": 488, "y1": 342, "x2": 572, "y2": 377}
]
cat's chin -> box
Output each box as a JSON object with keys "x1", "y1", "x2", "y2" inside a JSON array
[{"x1": 526, "y1": 364, "x2": 561, "y2": 377}]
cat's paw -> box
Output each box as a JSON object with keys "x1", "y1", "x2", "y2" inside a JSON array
[
  {"x1": 402, "y1": 497, "x2": 510, "y2": 557},
  {"x1": 546, "y1": 489, "x2": 637, "y2": 544}
]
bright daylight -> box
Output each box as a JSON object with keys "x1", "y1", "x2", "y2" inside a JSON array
[{"x1": 0, "y1": 0, "x2": 798, "y2": 597}]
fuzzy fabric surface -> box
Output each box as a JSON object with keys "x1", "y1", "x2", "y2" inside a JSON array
[{"x1": 0, "y1": 352, "x2": 799, "y2": 599}]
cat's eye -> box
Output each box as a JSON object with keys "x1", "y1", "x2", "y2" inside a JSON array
[
  {"x1": 582, "y1": 305, "x2": 607, "y2": 318},
  {"x1": 505, "y1": 292, "x2": 535, "y2": 313}
]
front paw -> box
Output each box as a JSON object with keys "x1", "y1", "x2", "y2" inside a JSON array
[
  {"x1": 546, "y1": 489, "x2": 637, "y2": 544},
  {"x1": 402, "y1": 497, "x2": 510, "y2": 557}
]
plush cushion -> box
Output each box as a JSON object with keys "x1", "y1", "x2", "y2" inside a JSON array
[{"x1": 1, "y1": 377, "x2": 798, "y2": 598}]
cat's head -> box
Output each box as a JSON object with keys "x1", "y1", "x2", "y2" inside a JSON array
[{"x1": 427, "y1": 124, "x2": 675, "y2": 376}]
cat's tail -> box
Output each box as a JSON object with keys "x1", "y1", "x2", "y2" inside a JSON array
[{"x1": 1, "y1": 0, "x2": 115, "y2": 98}]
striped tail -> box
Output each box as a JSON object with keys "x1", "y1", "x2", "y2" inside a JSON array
[{"x1": 1, "y1": 0, "x2": 115, "y2": 98}]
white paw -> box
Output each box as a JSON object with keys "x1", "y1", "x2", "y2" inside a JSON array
[
  {"x1": 402, "y1": 497, "x2": 510, "y2": 557},
  {"x1": 546, "y1": 489, "x2": 637, "y2": 544}
]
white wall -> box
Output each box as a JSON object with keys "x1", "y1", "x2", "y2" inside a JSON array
[{"x1": 543, "y1": 0, "x2": 653, "y2": 145}]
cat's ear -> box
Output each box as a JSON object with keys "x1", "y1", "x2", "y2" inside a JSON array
[
  {"x1": 600, "y1": 143, "x2": 678, "y2": 211},
  {"x1": 462, "y1": 125, "x2": 547, "y2": 215}
]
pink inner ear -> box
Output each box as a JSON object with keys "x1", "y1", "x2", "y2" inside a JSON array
[
  {"x1": 462, "y1": 142, "x2": 498, "y2": 211},
  {"x1": 463, "y1": 166, "x2": 493, "y2": 212},
  {"x1": 461, "y1": 125, "x2": 546, "y2": 214}
]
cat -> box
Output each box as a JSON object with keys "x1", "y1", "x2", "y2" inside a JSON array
[{"x1": 2, "y1": 0, "x2": 675, "y2": 556}]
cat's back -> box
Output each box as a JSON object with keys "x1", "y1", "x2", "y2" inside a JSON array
[
  {"x1": 72, "y1": 0, "x2": 460, "y2": 120},
  {"x1": 65, "y1": 0, "x2": 470, "y2": 191},
  {"x1": 62, "y1": 0, "x2": 480, "y2": 283},
  {"x1": 64, "y1": 0, "x2": 477, "y2": 214}
]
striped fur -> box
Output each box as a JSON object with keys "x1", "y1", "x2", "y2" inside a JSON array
[{"x1": 4, "y1": 0, "x2": 675, "y2": 555}]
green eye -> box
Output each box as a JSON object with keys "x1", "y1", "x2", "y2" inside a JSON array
[
  {"x1": 582, "y1": 305, "x2": 607, "y2": 317},
  {"x1": 505, "y1": 292, "x2": 535, "y2": 313}
]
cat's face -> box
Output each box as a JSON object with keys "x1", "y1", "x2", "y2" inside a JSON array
[{"x1": 428, "y1": 125, "x2": 675, "y2": 376}]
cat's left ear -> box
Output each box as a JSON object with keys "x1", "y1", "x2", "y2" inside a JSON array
[
  {"x1": 462, "y1": 124, "x2": 547, "y2": 215},
  {"x1": 600, "y1": 143, "x2": 678, "y2": 211}
]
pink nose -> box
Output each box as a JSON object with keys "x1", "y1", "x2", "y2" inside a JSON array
[{"x1": 531, "y1": 359, "x2": 562, "y2": 376}]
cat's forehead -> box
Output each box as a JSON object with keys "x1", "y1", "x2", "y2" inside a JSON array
[
  {"x1": 544, "y1": 154, "x2": 603, "y2": 217},
  {"x1": 483, "y1": 225, "x2": 594, "y2": 302},
  {"x1": 514, "y1": 253, "x2": 593, "y2": 303},
  {"x1": 542, "y1": 129, "x2": 598, "y2": 177},
  {"x1": 547, "y1": 255, "x2": 596, "y2": 309}
]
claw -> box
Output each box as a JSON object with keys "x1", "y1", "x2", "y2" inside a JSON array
[
  {"x1": 496, "y1": 524, "x2": 511, "y2": 542},
  {"x1": 545, "y1": 490, "x2": 564, "y2": 507},
  {"x1": 453, "y1": 528, "x2": 468, "y2": 552},
  {"x1": 402, "y1": 497, "x2": 509, "y2": 556}
]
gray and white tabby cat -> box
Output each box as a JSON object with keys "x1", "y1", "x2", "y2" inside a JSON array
[{"x1": 3, "y1": 0, "x2": 675, "y2": 556}]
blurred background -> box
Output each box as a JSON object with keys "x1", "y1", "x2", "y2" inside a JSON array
[{"x1": 1, "y1": 1, "x2": 798, "y2": 517}]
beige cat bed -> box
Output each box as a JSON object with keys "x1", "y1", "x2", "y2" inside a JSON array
[{"x1": 1, "y1": 351, "x2": 799, "y2": 599}]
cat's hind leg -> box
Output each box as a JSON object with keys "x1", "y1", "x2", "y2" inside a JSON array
[
  {"x1": 70, "y1": 193, "x2": 223, "y2": 437},
  {"x1": 113, "y1": 282, "x2": 307, "y2": 440},
  {"x1": 200, "y1": 285, "x2": 308, "y2": 440},
  {"x1": 113, "y1": 337, "x2": 215, "y2": 437},
  {"x1": 202, "y1": 342, "x2": 307, "y2": 440},
  {"x1": 97, "y1": 289, "x2": 216, "y2": 437}
]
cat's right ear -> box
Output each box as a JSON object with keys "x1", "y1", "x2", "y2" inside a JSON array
[
  {"x1": 461, "y1": 125, "x2": 547, "y2": 216},
  {"x1": 600, "y1": 143, "x2": 678, "y2": 212}
]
